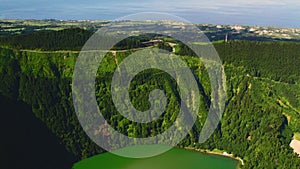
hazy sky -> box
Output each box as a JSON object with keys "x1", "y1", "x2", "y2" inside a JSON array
[{"x1": 1, "y1": 0, "x2": 300, "y2": 27}]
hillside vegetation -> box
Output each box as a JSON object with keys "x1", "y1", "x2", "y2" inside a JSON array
[{"x1": 0, "y1": 30, "x2": 299, "y2": 168}]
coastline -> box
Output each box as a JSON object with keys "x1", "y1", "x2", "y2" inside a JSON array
[{"x1": 184, "y1": 147, "x2": 244, "y2": 167}]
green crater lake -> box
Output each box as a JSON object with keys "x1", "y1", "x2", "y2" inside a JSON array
[{"x1": 73, "y1": 146, "x2": 239, "y2": 169}]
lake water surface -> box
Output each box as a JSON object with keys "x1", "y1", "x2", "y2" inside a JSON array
[{"x1": 73, "y1": 146, "x2": 238, "y2": 169}]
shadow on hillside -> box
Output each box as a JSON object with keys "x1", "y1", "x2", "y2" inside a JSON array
[{"x1": 0, "y1": 95, "x2": 76, "y2": 169}]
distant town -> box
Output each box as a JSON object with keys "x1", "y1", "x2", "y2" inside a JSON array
[{"x1": 1, "y1": 19, "x2": 300, "y2": 42}]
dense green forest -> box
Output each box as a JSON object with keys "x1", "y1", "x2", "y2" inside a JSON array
[
  {"x1": 0, "y1": 28, "x2": 93, "y2": 51},
  {"x1": 176, "y1": 41, "x2": 300, "y2": 84},
  {"x1": 0, "y1": 29, "x2": 300, "y2": 168},
  {"x1": 0, "y1": 29, "x2": 165, "y2": 51}
]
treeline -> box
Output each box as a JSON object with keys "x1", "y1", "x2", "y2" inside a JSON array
[
  {"x1": 176, "y1": 41, "x2": 300, "y2": 84},
  {"x1": 0, "y1": 30, "x2": 170, "y2": 51},
  {"x1": 215, "y1": 41, "x2": 300, "y2": 84},
  {"x1": 0, "y1": 28, "x2": 93, "y2": 51}
]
